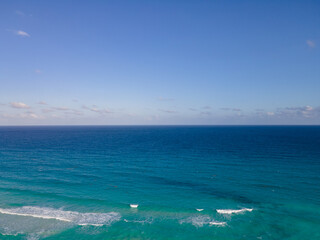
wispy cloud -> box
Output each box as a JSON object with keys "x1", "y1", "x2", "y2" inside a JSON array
[
  {"x1": 280, "y1": 105, "x2": 316, "y2": 118},
  {"x1": 28, "y1": 113, "x2": 40, "y2": 119},
  {"x1": 306, "y1": 40, "x2": 315, "y2": 48},
  {"x1": 63, "y1": 110, "x2": 84, "y2": 116},
  {"x1": 24, "y1": 111, "x2": 41, "y2": 119},
  {"x1": 41, "y1": 105, "x2": 84, "y2": 116},
  {"x1": 35, "y1": 69, "x2": 41, "y2": 74},
  {"x1": 14, "y1": 30, "x2": 30, "y2": 37},
  {"x1": 266, "y1": 112, "x2": 275, "y2": 116},
  {"x1": 82, "y1": 105, "x2": 112, "y2": 114},
  {"x1": 1, "y1": 111, "x2": 41, "y2": 120},
  {"x1": 255, "y1": 105, "x2": 319, "y2": 119},
  {"x1": 159, "y1": 109, "x2": 177, "y2": 113},
  {"x1": 38, "y1": 101, "x2": 47, "y2": 105},
  {"x1": 200, "y1": 111, "x2": 212, "y2": 115},
  {"x1": 220, "y1": 107, "x2": 242, "y2": 111},
  {"x1": 52, "y1": 107, "x2": 70, "y2": 111},
  {"x1": 10, "y1": 102, "x2": 30, "y2": 109}
]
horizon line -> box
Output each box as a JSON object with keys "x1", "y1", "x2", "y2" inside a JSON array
[{"x1": 0, "y1": 124, "x2": 319, "y2": 127}]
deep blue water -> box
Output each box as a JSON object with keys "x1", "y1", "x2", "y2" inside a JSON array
[{"x1": 0, "y1": 126, "x2": 319, "y2": 239}]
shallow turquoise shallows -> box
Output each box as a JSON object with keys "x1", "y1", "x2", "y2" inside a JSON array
[{"x1": 0, "y1": 126, "x2": 319, "y2": 239}]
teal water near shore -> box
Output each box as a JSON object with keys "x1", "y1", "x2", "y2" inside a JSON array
[{"x1": 0, "y1": 126, "x2": 319, "y2": 239}]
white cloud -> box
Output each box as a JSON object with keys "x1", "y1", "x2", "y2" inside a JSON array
[
  {"x1": 52, "y1": 107, "x2": 70, "y2": 111},
  {"x1": 28, "y1": 113, "x2": 40, "y2": 119},
  {"x1": 38, "y1": 101, "x2": 47, "y2": 105},
  {"x1": 42, "y1": 105, "x2": 84, "y2": 116},
  {"x1": 15, "y1": 30, "x2": 30, "y2": 37},
  {"x1": 10, "y1": 102, "x2": 30, "y2": 109},
  {"x1": 275, "y1": 105, "x2": 319, "y2": 119},
  {"x1": 302, "y1": 106, "x2": 313, "y2": 118},
  {"x1": 305, "y1": 105, "x2": 313, "y2": 111},
  {"x1": 1, "y1": 112, "x2": 42, "y2": 120},
  {"x1": 82, "y1": 105, "x2": 112, "y2": 114},
  {"x1": 306, "y1": 40, "x2": 315, "y2": 48}
]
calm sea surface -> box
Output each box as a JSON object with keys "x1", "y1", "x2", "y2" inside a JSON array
[{"x1": 0, "y1": 126, "x2": 319, "y2": 239}]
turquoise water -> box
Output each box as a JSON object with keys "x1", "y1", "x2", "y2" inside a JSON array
[{"x1": 0, "y1": 126, "x2": 319, "y2": 239}]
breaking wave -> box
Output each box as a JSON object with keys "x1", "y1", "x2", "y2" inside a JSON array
[
  {"x1": 0, "y1": 206, "x2": 121, "y2": 226},
  {"x1": 216, "y1": 208, "x2": 253, "y2": 214}
]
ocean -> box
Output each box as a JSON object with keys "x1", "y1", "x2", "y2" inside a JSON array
[{"x1": 0, "y1": 126, "x2": 319, "y2": 239}]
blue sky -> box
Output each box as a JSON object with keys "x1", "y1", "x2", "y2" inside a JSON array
[{"x1": 0, "y1": 0, "x2": 319, "y2": 125}]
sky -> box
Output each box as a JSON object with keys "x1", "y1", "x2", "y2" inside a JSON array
[{"x1": 0, "y1": 0, "x2": 319, "y2": 125}]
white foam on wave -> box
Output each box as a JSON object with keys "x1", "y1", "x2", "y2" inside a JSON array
[
  {"x1": 209, "y1": 221, "x2": 227, "y2": 226},
  {"x1": 1, "y1": 232, "x2": 19, "y2": 236},
  {"x1": 179, "y1": 215, "x2": 226, "y2": 227},
  {"x1": 0, "y1": 206, "x2": 121, "y2": 226},
  {"x1": 123, "y1": 218, "x2": 153, "y2": 224},
  {"x1": 216, "y1": 208, "x2": 253, "y2": 214}
]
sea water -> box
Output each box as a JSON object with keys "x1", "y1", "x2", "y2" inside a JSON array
[{"x1": 0, "y1": 126, "x2": 319, "y2": 239}]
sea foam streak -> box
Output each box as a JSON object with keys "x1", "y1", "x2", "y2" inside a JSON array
[
  {"x1": 0, "y1": 206, "x2": 121, "y2": 226},
  {"x1": 179, "y1": 216, "x2": 226, "y2": 227},
  {"x1": 216, "y1": 208, "x2": 253, "y2": 214}
]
